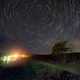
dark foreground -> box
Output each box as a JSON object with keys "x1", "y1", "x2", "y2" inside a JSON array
[
  {"x1": 0, "y1": 63, "x2": 33, "y2": 80},
  {"x1": 0, "y1": 61, "x2": 80, "y2": 80},
  {"x1": 32, "y1": 53, "x2": 80, "y2": 64}
]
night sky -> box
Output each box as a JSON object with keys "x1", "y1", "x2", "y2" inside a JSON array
[{"x1": 0, "y1": 0, "x2": 80, "y2": 54}]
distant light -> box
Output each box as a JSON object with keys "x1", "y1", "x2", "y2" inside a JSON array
[{"x1": 0, "y1": 48, "x2": 32, "y2": 66}]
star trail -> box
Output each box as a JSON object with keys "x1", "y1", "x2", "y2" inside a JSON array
[{"x1": 0, "y1": 0, "x2": 80, "y2": 54}]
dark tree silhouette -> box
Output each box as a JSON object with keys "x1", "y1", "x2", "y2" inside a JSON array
[
  {"x1": 51, "y1": 41, "x2": 71, "y2": 55},
  {"x1": 51, "y1": 41, "x2": 72, "y2": 63}
]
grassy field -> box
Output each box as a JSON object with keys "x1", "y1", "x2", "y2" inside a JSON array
[{"x1": 32, "y1": 61, "x2": 80, "y2": 75}]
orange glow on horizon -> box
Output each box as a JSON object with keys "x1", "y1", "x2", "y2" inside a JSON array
[{"x1": 1, "y1": 47, "x2": 32, "y2": 66}]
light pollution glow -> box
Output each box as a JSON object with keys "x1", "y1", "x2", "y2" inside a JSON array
[{"x1": 0, "y1": 48, "x2": 32, "y2": 66}]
